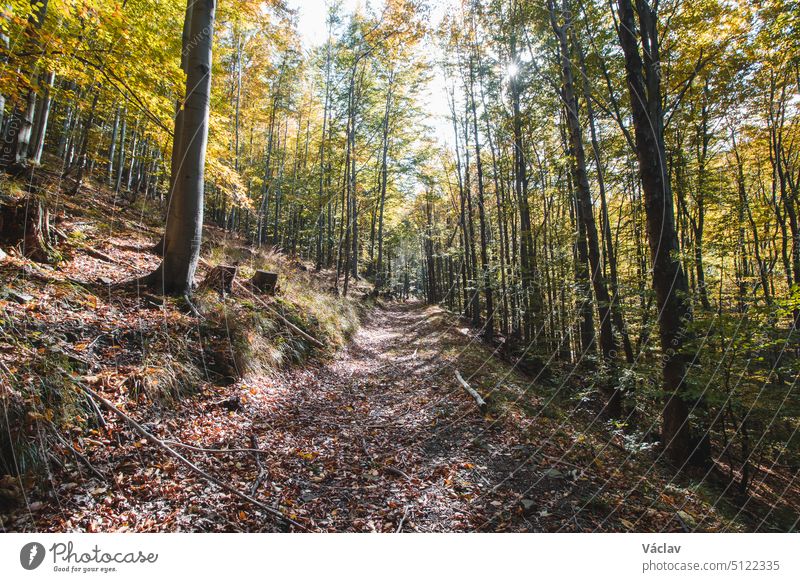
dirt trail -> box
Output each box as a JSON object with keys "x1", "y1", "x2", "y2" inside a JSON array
[
  {"x1": 12, "y1": 299, "x2": 742, "y2": 533},
  {"x1": 14, "y1": 301, "x2": 596, "y2": 532},
  {"x1": 231, "y1": 300, "x2": 568, "y2": 532}
]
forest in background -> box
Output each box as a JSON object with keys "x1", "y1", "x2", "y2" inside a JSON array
[{"x1": 1, "y1": 0, "x2": 799, "y2": 531}]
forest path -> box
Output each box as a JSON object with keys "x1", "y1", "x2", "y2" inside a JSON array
[
  {"x1": 21, "y1": 300, "x2": 599, "y2": 533},
  {"x1": 230, "y1": 299, "x2": 572, "y2": 532}
]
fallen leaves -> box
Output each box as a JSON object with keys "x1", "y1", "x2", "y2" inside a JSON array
[{"x1": 1, "y1": 219, "x2": 749, "y2": 533}]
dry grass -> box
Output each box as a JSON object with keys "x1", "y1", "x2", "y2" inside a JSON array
[{"x1": 198, "y1": 237, "x2": 364, "y2": 383}]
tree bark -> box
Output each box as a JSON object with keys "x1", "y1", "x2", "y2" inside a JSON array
[
  {"x1": 468, "y1": 45, "x2": 494, "y2": 340},
  {"x1": 146, "y1": 0, "x2": 216, "y2": 295},
  {"x1": 375, "y1": 69, "x2": 394, "y2": 290},
  {"x1": 615, "y1": 0, "x2": 704, "y2": 466},
  {"x1": 551, "y1": 0, "x2": 619, "y2": 410},
  {"x1": 29, "y1": 71, "x2": 54, "y2": 165}
]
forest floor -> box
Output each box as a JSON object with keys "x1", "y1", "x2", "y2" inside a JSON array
[
  {"x1": 2, "y1": 169, "x2": 794, "y2": 533},
  {"x1": 2, "y1": 291, "x2": 744, "y2": 532}
]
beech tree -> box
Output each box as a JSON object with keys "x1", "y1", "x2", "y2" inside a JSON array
[
  {"x1": 614, "y1": 0, "x2": 704, "y2": 466},
  {"x1": 146, "y1": 0, "x2": 216, "y2": 295}
]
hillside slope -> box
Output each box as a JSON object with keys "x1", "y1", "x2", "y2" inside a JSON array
[{"x1": 0, "y1": 170, "x2": 365, "y2": 528}]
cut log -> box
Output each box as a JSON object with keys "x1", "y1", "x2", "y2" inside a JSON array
[
  {"x1": 251, "y1": 270, "x2": 278, "y2": 295},
  {"x1": 455, "y1": 371, "x2": 487, "y2": 410},
  {"x1": 200, "y1": 264, "x2": 238, "y2": 295},
  {"x1": 196, "y1": 258, "x2": 323, "y2": 349}
]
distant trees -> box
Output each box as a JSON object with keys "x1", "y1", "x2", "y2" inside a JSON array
[
  {"x1": 417, "y1": 0, "x2": 798, "y2": 477},
  {"x1": 0, "y1": 0, "x2": 49, "y2": 171}
]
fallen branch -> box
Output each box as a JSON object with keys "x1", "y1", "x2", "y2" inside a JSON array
[
  {"x1": 455, "y1": 371, "x2": 487, "y2": 410},
  {"x1": 249, "y1": 434, "x2": 268, "y2": 496},
  {"x1": 385, "y1": 466, "x2": 413, "y2": 481},
  {"x1": 75, "y1": 381, "x2": 306, "y2": 530},
  {"x1": 49, "y1": 422, "x2": 108, "y2": 482},
  {"x1": 65, "y1": 276, "x2": 91, "y2": 289},
  {"x1": 396, "y1": 505, "x2": 409, "y2": 533},
  {"x1": 162, "y1": 440, "x2": 269, "y2": 456},
  {"x1": 52, "y1": 227, "x2": 69, "y2": 242},
  {"x1": 82, "y1": 389, "x2": 107, "y2": 430}
]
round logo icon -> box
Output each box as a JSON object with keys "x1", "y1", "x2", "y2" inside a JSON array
[{"x1": 20, "y1": 542, "x2": 46, "y2": 570}]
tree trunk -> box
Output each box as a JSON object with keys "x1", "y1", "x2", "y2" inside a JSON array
[
  {"x1": 575, "y1": 29, "x2": 634, "y2": 363},
  {"x1": 64, "y1": 90, "x2": 98, "y2": 195},
  {"x1": 29, "y1": 71, "x2": 55, "y2": 165},
  {"x1": 468, "y1": 48, "x2": 494, "y2": 340},
  {"x1": 615, "y1": 0, "x2": 704, "y2": 467},
  {"x1": 146, "y1": 0, "x2": 216, "y2": 295},
  {"x1": 107, "y1": 106, "x2": 120, "y2": 185},
  {"x1": 510, "y1": 29, "x2": 538, "y2": 344},
  {"x1": 0, "y1": 0, "x2": 49, "y2": 171},
  {"x1": 376, "y1": 70, "x2": 394, "y2": 290},
  {"x1": 114, "y1": 109, "x2": 127, "y2": 194},
  {"x1": 0, "y1": 29, "x2": 8, "y2": 131},
  {"x1": 551, "y1": 0, "x2": 619, "y2": 410}
]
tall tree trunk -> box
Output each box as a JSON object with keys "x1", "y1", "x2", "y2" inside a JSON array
[
  {"x1": 316, "y1": 23, "x2": 333, "y2": 271},
  {"x1": 479, "y1": 66, "x2": 510, "y2": 336},
  {"x1": 146, "y1": 0, "x2": 216, "y2": 295},
  {"x1": 29, "y1": 71, "x2": 54, "y2": 165},
  {"x1": 0, "y1": 0, "x2": 49, "y2": 171},
  {"x1": 468, "y1": 46, "x2": 494, "y2": 340},
  {"x1": 448, "y1": 88, "x2": 472, "y2": 319},
  {"x1": 425, "y1": 192, "x2": 438, "y2": 303},
  {"x1": 575, "y1": 29, "x2": 634, "y2": 363},
  {"x1": 551, "y1": 0, "x2": 619, "y2": 410},
  {"x1": 107, "y1": 106, "x2": 120, "y2": 185},
  {"x1": 694, "y1": 84, "x2": 712, "y2": 309},
  {"x1": 154, "y1": 0, "x2": 196, "y2": 255},
  {"x1": 462, "y1": 109, "x2": 481, "y2": 327},
  {"x1": 114, "y1": 108, "x2": 127, "y2": 194},
  {"x1": 64, "y1": 90, "x2": 99, "y2": 195},
  {"x1": 375, "y1": 69, "x2": 394, "y2": 290},
  {"x1": 0, "y1": 29, "x2": 8, "y2": 131},
  {"x1": 510, "y1": 28, "x2": 538, "y2": 344},
  {"x1": 615, "y1": 0, "x2": 705, "y2": 467}
]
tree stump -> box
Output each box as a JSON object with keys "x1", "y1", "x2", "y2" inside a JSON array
[
  {"x1": 200, "y1": 264, "x2": 238, "y2": 295},
  {"x1": 0, "y1": 195, "x2": 57, "y2": 262},
  {"x1": 251, "y1": 270, "x2": 278, "y2": 295}
]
